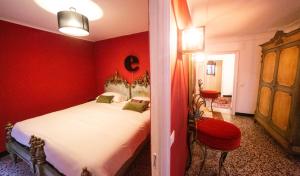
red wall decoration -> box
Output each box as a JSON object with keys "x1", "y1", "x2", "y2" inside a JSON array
[
  {"x1": 0, "y1": 20, "x2": 97, "y2": 152},
  {"x1": 94, "y1": 32, "x2": 150, "y2": 94}
]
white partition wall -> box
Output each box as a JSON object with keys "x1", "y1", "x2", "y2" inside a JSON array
[{"x1": 149, "y1": 0, "x2": 171, "y2": 175}]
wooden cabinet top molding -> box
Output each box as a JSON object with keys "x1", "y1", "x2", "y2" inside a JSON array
[{"x1": 261, "y1": 28, "x2": 300, "y2": 50}]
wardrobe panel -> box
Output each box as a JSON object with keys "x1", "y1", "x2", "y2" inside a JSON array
[
  {"x1": 271, "y1": 91, "x2": 291, "y2": 131},
  {"x1": 277, "y1": 46, "x2": 299, "y2": 87},
  {"x1": 258, "y1": 86, "x2": 272, "y2": 118},
  {"x1": 262, "y1": 52, "x2": 276, "y2": 83}
]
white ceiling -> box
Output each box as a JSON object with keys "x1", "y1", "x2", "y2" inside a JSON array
[
  {"x1": 187, "y1": 0, "x2": 300, "y2": 39},
  {"x1": 0, "y1": 0, "x2": 149, "y2": 42},
  {"x1": 1, "y1": 0, "x2": 299, "y2": 42}
]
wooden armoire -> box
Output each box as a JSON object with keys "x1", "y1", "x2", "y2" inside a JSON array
[{"x1": 255, "y1": 28, "x2": 300, "y2": 154}]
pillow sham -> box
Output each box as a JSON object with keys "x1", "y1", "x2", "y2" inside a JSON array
[
  {"x1": 123, "y1": 101, "x2": 149, "y2": 113},
  {"x1": 102, "y1": 92, "x2": 128, "y2": 103},
  {"x1": 131, "y1": 96, "x2": 150, "y2": 101},
  {"x1": 96, "y1": 95, "x2": 114, "y2": 103},
  {"x1": 131, "y1": 96, "x2": 150, "y2": 108},
  {"x1": 131, "y1": 99, "x2": 150, "y2": 108}
]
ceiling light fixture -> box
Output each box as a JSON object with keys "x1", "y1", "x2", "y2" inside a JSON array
[
  {"x1": 182, "y1": 0, "x2": 208, "y2": 55},
  {"x1": 57, "y1": 7, "x2": 89, "y2": 36},
  {"x1": 34, "y1": 0, "x2": 103, "y2": 21}
]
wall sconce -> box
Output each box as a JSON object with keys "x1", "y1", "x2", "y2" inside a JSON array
[
  {"x1": 182, "y1": 26, "x2": 205, "y2": 54},
  {"x1": 206, "y1": 60, "x2": 216, "y2": 75}
]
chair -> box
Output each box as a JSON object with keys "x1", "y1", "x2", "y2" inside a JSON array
[
  {"x1": 186, "y1": 94, "x2": 206, "y2": 169},
  {"x1": 198, "y1": 79, "x2": 220, "y2": 112},
  {"x1": 187, "y1": 93, "x2": 241, "y2": 175},
  {"x1": 196, "y1": 118, "x2": 241, "y2": 176}
]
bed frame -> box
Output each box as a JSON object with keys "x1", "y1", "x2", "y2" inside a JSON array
[
  {"x1": 131, "y1": 71, "x2": 150, "y2": 98},
  {"x1": 5, "y1": 71, "x2": 150, "y2": 176}
]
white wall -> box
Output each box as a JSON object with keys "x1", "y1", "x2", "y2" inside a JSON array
[
  {"x1": 194, "y1": 33, "x2": 272, "y2": 113},
  {"x1": 149, "y1": 0, "x2": 172, "y2": 175},
  {"x1": 194, "y1": 54, "x2": 235, "y2": 96},
  {"x1": 170, "y1": 6, "x2": 177, "y2": 78},
  {"x1": 205, "y1": 33, "x2": 273, "y2": 113},
  {"x1": 221, "y1": 55, "x2": 235, "y2": 96},
  {"x1": 203, "y1": 20, "x2": 300, "y2": 114},
  {"x1": 205, "y1": 60, "x2": 222, "y2": 91},
  {"x1": 194, "y1": 60, "x2": 205, "y2": 93},
  {"x1": 195, "y1": 60, "x2": 223, "y2": 92},
  {"x1": 205, "y1": 54, "x2": 235, "y2": 96}
]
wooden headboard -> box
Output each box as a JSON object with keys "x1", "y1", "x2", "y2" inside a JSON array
[
  {"x1": 103, "y1": 71, "x2": 150, "y2": 99},
  {"x1": 131, "y1": 71, "x2": 150, "y2": 98},
  {"x1": 104, "y1": 72, "x2": 130, "y2": 99}
]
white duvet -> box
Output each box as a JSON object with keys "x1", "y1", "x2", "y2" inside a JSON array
[{"x1": 11, "y1": 101, "x2": 150, "y2": 176}]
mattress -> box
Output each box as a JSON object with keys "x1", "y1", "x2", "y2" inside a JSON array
[{"x1": 11, "y1": 101, "x2": 150, "y2": 176}]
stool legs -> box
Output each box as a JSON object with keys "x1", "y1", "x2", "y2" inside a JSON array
[
  {"x1": 186, "y1": 130, "x2": 195, "y2": 170},
  {"x1": 219, "y1": 152, "x2": 229, "y2": 176},
  {"x1": 198, "y1": 147, "x2": 229, "y2": 176},
  {"x1": 198, "y1": 145, "x2": 207, "y2": 176},
  {"x1": 10, "y1": 153, "x2": 18, "y2": 164},
  {"x1": 210, "y1": 99, "x2": 214, "y2": 112}
]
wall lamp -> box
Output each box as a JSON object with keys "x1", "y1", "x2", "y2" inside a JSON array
[{"x1": 182, "y1": 26, "x2": 205, "y2": 54}]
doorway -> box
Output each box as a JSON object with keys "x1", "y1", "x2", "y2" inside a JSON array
[{"x1": 193, "y1": 53, "x2": 238, "y2": 115}]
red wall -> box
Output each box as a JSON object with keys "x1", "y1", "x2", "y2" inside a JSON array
[
  {"x1": 0, "y1": 20, "x2": 97, "y2": 152},
  {"x1": 94, "y1": 32, "x2": 150, "y2": 94},
  {"x1": 170, "y1": 0, "x2": 191, "y2": 175},
  {"x1": 172, "y1": 0, "x2": 192, "y2": 30},
  {"x1": 170, "y1": 56, "x2": 189, "y2": 176}
]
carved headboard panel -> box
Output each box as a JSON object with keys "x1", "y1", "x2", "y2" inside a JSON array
[
  {"x1": 104, "y1": 72, "x2": 130, "y2": 99},
  {"x1": 131, "y1": 71, "x2": 150, "y2": 98}
]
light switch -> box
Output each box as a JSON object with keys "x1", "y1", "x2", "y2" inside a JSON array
[
  {"x1": 152, "y1": 153, "x2": 157, "y2": 168},
  {"x1": 170, "y1": 130, "x2": 175, "y2": 146}
]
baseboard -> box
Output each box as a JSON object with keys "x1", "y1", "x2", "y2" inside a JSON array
[
  {"x1": 222, "y1": 95, "x2": 232, "y2": 97},
  {"x1": 0, "y1": 151, "x2": 8, "y2": 158},
  {"x1": 235, "y1": 112, "x2": 255, "y2": 117}
]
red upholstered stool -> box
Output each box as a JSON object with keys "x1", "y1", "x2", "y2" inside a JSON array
[
  {"x1": 196, "y1": 118, "x2": 241, "y2": 176},
  {"x1": 200, "y1": 90, "x2": 220, "y2": 112}
]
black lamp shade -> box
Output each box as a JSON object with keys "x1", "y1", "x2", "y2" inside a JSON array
[{"x1": 57, "y1": 11, "x2": 89, "y2": 36}]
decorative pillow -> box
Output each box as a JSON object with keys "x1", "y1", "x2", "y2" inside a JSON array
[
  {"x1": 131, "y1": 99, "x2": 150, "y2": 108},
  {"x1": 131, "y1": 96, "x2": 150, "y2": 108},
  {"x1": 102, "y1": 92, "x2": 127, "y2": 103},
  {"x1": 96, "y1": 95, "x2": 114, "y2": 103},
  {"x1": 131, "y1": 96, "x2": 150, "y2": 101},
  {"x1": 123, "y1": 101, "x2": 149, "y2": 113}
]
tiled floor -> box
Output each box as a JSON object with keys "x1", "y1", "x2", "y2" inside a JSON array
[
  {"x1": 0, "y1": 142, "x2": 151, "y2": 176},
  {"x1": 1, "y1": 114, "x2": 300, "y2": 176},
  {"x1": 212, "y1": 97, "x2": 231, "y2": 109},
  {"x1": 186, "y1": 114, "x2": 300, "y2": 176}
]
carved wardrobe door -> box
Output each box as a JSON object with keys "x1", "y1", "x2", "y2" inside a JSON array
[
  {"x1": 272, "y1": 46, "x2": 299, "y2": 133},
  {"x1": 255, "y1": 28, "x2": 300, "y2": 154},
  {"x1": 257, "y1": 51, "x2": 277, "y2": 119}
]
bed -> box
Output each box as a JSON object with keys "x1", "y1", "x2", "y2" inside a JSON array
[{"x1": 5, "y1": 71, "x2": 151, "y2": 176}]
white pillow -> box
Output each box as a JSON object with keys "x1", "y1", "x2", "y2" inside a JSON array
[{"x1": 102, "y1": 92, "x2": 128, "y2": 103}]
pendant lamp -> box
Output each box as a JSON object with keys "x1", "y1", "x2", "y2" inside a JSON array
[{"x1": 57, "y1": 7, "x2": 89, "y2": 36}]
